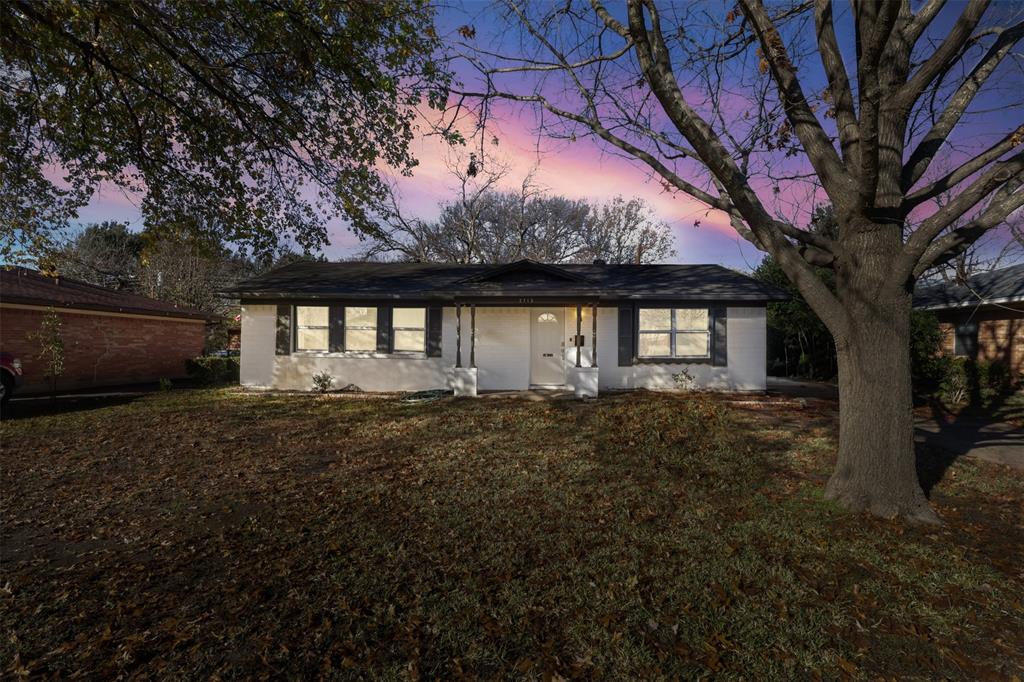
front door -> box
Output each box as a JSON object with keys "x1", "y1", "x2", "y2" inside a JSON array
[{"x1": 530, "y1": 308, "x2": 565, "y2": 386}]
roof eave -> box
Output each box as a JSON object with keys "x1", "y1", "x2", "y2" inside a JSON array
[
  {"x1": 235, "y1": 290, "x2": 786, "y2": 303},
  {"x1": 913, "y1": 295, "x2": 1024, "y2": 311},
  {"x1": 0, "y1": 295, "x2": 214, "y2": 320}
]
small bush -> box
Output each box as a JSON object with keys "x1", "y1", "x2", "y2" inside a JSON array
[
  {"x1": 312, "y1": 371, "x2": 334, "y2": 393},
  {"x1": 185, "y1": 356, "x2": 240, "y2": 385},
  {"x1": 671, "y1": 368, "x2": 696, "y2": 391},
  {"x1": 910, "y1": 311, "x2": 946, "y2": 393},
  {"x1": 158, "y1": 378, "x2": 173, "y2": 392},
  {"x1": 939, "y1": 357, "x2": 1013, "y2": 407},
  {"x1": 939, "y1": 358, "x2": 968, "y2": 405},
  {"x1": 981, "y1": 361, "x2": 1012, "y2": 394}
]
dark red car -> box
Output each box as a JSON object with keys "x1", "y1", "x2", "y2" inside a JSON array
[{"x1": 1, "y1": 352, "x2": 23, "y2": 406}]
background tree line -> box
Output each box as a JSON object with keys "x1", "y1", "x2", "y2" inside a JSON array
[
  {"x1": 46, "y1": 222, "x2": 315, "y2": 351},
  {"x1": 366, "y1": 151, "x2": 675, "y2": 265}
]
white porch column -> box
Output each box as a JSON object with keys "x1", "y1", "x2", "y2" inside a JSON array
[
  {"x1": 575, "y1": 303, "x2": 582, "y2": 367},
  {"x1": 470, "y1": 303, "x2": 476, "y2": 368},
  {"x1": 591, "y1": 302, "x2": 598, "y2": 367},
  {"x1": 455, "y1": 303, "x2": 462, "y2": 368},
  {"x1": 569, "y1": 302, "x2": 598, "y2": 398},
  {"x1": 452, "y1": 301, "x2": 478, "y2": 396}
]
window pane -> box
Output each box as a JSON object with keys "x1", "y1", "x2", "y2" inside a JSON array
[
  {"x1": 393, "y1": 307, "x2": 425, "y2": 328},
  {"x1": 639, "y1": 308, "x2": 671, "y2": 330},
  {"x1": 675, "y1": 308, "x2": 709, "y2": 331},
  {"x1": 954, "y1": 323, "x2": 977, "y2": 358},
  {"x1": 296, "y1": 306, "x2": 328, "y2": 327},
  {"x1": 393, "y1": 329, "x2": 425, "y2": 352},
  {"x1": 639, "y1": 332, "x2": 671, "y2": 357},
  {"x1": 296, "y1": 328, "x2": 328, "y2": 351},
  {"x1": 345, "y1": 328, "x2": 377, "y2": 351},
  {"x1": 675, "y1": 331, "x2": 709, "y2": 357},
  {"x1": 345, "y1": 306, "x2": 377, "y2": 327}
]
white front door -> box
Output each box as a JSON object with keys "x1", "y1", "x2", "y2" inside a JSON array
[{"x1": 530, "y1": 308, "x2": 565, "y2": 386}]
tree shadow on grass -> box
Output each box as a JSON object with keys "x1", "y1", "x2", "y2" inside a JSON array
[
  {"x1": 1, "y1": 394, "x2": 145, "y2": 421},
  {"x1": 914, "y1": 383, "x2": 1022, "y2": 497},
  {"x1": 914, "y1": 441, "x2": 961, "y2": 498}
]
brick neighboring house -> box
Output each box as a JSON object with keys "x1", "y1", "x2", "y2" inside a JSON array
[
  {"x1": 1, "y1": 267, "x2": 210, "y2": 394},
  {"x1": 913, "y1": 263, "x2": 1024, "y2": 381}
]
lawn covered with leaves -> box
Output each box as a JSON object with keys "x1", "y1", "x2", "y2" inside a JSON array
[{"x1": 2, "y1": 389, "x2": 1021, "y2": 679}]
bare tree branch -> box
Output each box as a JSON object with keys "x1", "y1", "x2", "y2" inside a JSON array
[
  {"x1": 901, "y1": 20, "x2": 1024, "y2": 190},
  {"x1": 894, "y1": 0, "x2": 990, "y2": 110},
  {"x1": 904, "y1": 0, "x2": 948, "y2": 46},
  {"x1": 814, "y1": 0, "x2": 858, "y2": 164},
  {"x1": 740, "y1": 0, "x2": 853, "y2": 204},
  {"x1": 913, "y1": 184, "x2": 1024, "y2": 276},
  {"x1": 903, "y1": 124, "x2": 1024, "y2": 209},
  {"x1": 900, "y1": 155, "x2": 1024, "y2": 275}
]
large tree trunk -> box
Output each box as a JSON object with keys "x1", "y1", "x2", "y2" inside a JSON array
[{"x1": 824, "y1": 285, "x2": 939, "y2": 524}]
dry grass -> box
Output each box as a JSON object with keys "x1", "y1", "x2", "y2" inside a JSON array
[{"x1": 2, "y1": 389, "x2": 1021, "y2": 679}]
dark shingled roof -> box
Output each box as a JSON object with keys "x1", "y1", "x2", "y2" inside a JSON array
[
  {"x1": 1, "y1": 267, "x2": 211, "y2": 320},
  {"x1": 913, "y1": 263, "x2": 1024, "y2": 310},
  {"x1": 225, "y1": 259, "x2": 788, "y2": 303}
]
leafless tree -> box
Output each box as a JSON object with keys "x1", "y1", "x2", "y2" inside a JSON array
[
  {"x1": 369, "y1": 147, "x2": 675, "y2": 263},
  {"x1": 454, "y1": 0, "x2": 1024, "y2": 522}
]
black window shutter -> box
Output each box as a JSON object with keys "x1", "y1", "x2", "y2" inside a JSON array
[
  {"x1": 275, "y1": 304, "x2": 291, "y2": 355},
  {"x1": 617, "y1": 305, "x2": 634, "y2": 366},
  {"x1": 376, "y1": 306, "x2": 392, "y2": 353},
  {"x1": 329, "y1": 305, "x2": 345, "y2": 352},
  {"x1": 712, "y1": 307, "x2": 728, "y2": 366},
  {"x1": 426, "y1": 306, "x2": 443, "y2": 357}
]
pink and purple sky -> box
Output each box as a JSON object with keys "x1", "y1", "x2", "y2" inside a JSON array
[
  {"x1": 73, "y1": 100, "x2": 766, "y2": 270},
  {"x1": 67, "y1": 1, "x2": 1022, "y2": 272}
]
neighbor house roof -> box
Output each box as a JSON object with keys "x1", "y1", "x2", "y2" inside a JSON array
[
  {"x1": 913, "y1": 263, "x2": 1024, "y2": 311},
  {"x1": 225, "y1": 259, "x2": 789, "y2": 303},
  {"x1": 1, "y1": 267, "x2": 211, "y2": 320}
]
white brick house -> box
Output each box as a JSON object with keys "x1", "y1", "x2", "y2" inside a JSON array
[{"x1": 228, "y1": 260, "x2": 786, "y2": 397}]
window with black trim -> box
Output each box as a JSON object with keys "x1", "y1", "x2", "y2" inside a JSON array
[
  {"x1": 344, "y1": 307, "x2": 377, "y2": 351},
  {"x1": 637, "y1": 308, "x2": 710, "y2": 359},
  {"x1": 954, "y1": 322, "x2": 978, "y2": 358},
  {"x1": 295, "y1": 306, "x2": 329, "y2": 351},
  {"x1": 392, "y1": 308, "x2": 426, "y2": 352}
]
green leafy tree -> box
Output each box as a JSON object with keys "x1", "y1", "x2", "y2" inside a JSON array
[
  {"x1": 51, "y1": 221, "x2": 322, "y2": 351},
  {"x1": 909, "y1": 311, "x2": 945, "y2": 394},
  {"x1": 1, "y1": 0, "x2": 453, "y2": 263},
  {"x1": 754, "y1": 206, "x2": 837, "y2": 380},
  {"x1": 758, "y1": 253, "x2": 948, "y2": 389},
  {"x1": 28, "y1": 308, "x2": 65, "y2": 399},
  {"x1": 755, "y1": 254, "x2": 836, "y2": 380},
  {"x1": 50, "y1": 222, "x2": 144, "y2": 289}
]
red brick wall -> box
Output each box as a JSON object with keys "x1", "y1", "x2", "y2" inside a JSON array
[
  {"x1": 1, "y1": 305, "x2": 206, "y2": 393},
  {"x1": 935, "y1": 306, "x2": 1024, "y2": 380}
]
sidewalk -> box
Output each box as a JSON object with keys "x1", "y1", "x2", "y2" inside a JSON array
[{"x1": 914, "y1": 416, "x2": 1024, "y2": 470}]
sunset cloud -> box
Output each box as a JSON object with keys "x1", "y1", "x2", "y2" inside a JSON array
[{"x1": 337, "y1": 99, "x2": 761, "y2": 266}]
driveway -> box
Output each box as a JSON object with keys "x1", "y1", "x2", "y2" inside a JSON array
[
  {"x1": 768, "y1": 376, "x2": 1023, "y2": 470},
  {"x1": 767, "y1": 376, "x2": 838, "y2": 401},
  {"x1": 914, "y1": 416, "x2": 1024, "y2": 469}
]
